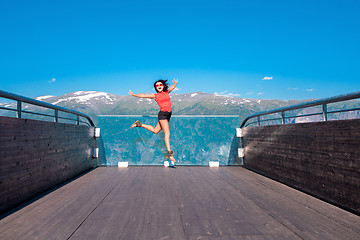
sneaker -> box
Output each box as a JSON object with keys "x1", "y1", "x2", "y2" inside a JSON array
[
  {"x1": 166, "y1": 151, "x2": 176, "y2": 163},
  {"x1": 130, "y1": 120, "x2": 142, "y2": 129}
]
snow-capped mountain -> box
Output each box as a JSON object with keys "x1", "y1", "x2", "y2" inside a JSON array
[
  {"x1": 35, "y1": 91, "x2": 121, "y2": 106},
  {"x1": 31, "y1": 91, "x2": 302, "y2": 123},
  {"x1": 34, "y1": 95, "x2": 55, "y2": 101}
]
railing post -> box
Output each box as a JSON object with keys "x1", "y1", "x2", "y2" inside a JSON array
[
  {"x1": 55, "y1": 109, "x2": 58, "y2": 122},
  {"x1": 281, "y1": 112, "x2": 285, "y2": 124},
  {"x1": 76, "y1": 115, "x2": 80, "y2": 125},
  {"x1": 17, "y1": 101, "x2": 22, "y2": 118},
  {"x1": 257, "y1": 116, "x2": 260, "y2": 126},
  {"x1": 322, "y1": 104, "x2": 328, "y2": 121}
]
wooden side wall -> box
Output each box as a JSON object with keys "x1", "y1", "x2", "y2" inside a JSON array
[
  {"x1": 0, "y1": 116, "x2": 95, "y2": 214},
  {"x1": 242, "y1": 119, "x2": 360, "y2": 215}
]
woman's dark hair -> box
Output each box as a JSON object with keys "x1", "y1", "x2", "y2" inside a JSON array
[{"x1": 154, "y1": 79, "x2": 169, "y2": 92}]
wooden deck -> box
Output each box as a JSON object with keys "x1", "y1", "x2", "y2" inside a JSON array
[{"x1": 1, "y1": 167, "x2": 359, "y2": 240}]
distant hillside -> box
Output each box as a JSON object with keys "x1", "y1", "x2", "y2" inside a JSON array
[
  {"x1": 1, "y1": 91, "x2": 358, "y2": 125},
  {"x1": 34, "y1": 91, "x2": 304, "y2": 123}
]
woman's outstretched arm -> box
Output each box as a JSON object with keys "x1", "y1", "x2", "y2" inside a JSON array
[
  {"x1": 168, "y1": 78, "x2": 178, "y2": 93},
  {"x1": 129, "y1": 90, "x2": 155, "y2": 99}
]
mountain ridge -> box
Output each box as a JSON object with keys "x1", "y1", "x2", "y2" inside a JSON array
[{"x1": 1, "y1": 91, "x2": 358, "y2": 124}]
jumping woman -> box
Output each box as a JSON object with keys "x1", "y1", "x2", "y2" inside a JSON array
[{"x1": 129, "y1": 79, "x2": 178, "y2": 163}]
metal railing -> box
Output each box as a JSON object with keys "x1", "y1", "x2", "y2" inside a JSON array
[
  {"x1": 240, "y1": 91, "x2": 360, "y2": 128},
  {"x1": 0, "y1": 90, "x2": 95, "y2": 126}
]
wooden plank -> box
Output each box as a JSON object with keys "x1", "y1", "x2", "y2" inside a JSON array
[
  {"x1": 68, "y1": 167, "x2": 187, "y2": 240},
  {"x1": 172, "y1": 167, "x2": 301, "y2": 239},
  {"x1": 210, "y1": 167, "x2": 360, "y2": 240},
  {"x1": 0, "y1": 167, "x2": 128, "y2": 240},
  {"x1": 1, "y1": 167, "x2": 359, "y2": 240}
]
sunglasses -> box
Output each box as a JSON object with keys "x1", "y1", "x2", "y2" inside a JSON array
[{"x1": 156, "y1": 83, "x2": 163, "y2": 87}]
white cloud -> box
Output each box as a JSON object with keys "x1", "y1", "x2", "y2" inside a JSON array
[
  {"x1": 306, "y1": 89, "x2": 314, "y2": 92},
  {"x1": 49, "y1": 78, "x2": 56, "y2": 83},
  {"x1": 173, "y1": 87, "x2": 181, "y2": 92},
  {"x1": 246, "y1": 92, "x2": 254, "y2": 95},
  {"x1": 288, "y1": 87, "x2": 298, "y2": 90},
  {"x1": 257, "y1": 92, "x2": 264, "y2": 95},
  {"x1": 262, "y1": 76, "x2": 273, "y2": 80}
]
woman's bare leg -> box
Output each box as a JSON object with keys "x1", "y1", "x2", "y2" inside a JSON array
[
  {"x1": 141, "y1": 122, "x2": 162, "y2": 134},
  {"x1": 159, "y1": 120, "x2": 176, "y2": 162},
  {"x1": 159, "y1": 120, "x2": 170, "y2": 151}
]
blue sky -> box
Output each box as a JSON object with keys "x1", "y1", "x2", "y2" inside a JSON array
[{"x1": 1, "y1": 0, "x2": 359, "y2": 100}]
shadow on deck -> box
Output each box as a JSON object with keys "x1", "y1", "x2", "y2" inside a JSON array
[{"x1": 1, "y1": 167, "x2": 359, "y2": 240}]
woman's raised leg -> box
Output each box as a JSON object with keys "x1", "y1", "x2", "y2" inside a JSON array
[
  {"x1": 131, "y1": 120, "x2": 162, "y2": 134},
  {"x1": 141, "y1": 122, "x2": 162, "y2": 134}
]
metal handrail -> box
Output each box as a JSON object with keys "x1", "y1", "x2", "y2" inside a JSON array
[
  {"x1": 0, "y1": 90, "x2": 95, "y2": 127},
  {"x1": 240, "y1": 91, "x2": 360, "y2": 128}
]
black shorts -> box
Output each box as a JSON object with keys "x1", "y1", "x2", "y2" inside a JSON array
[{"x1": 158, "y1": 111, "x2": 172, "y2": 122}]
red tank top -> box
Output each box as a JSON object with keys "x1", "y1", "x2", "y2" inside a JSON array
[{"x1": 155, "y1": 91, "x2": 171, "y2": 112}]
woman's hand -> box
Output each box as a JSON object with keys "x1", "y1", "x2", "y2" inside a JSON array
[
  {"x1": 129, "y1": 90, "x2": 155, "y2": 99},
  {"x1": 168, "y1": 79, "x2": 178, "y2": 93}
]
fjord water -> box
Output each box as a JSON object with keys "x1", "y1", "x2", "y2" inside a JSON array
[{"x1": 98, "y1": 116, "x2": 239, "y2": 165}]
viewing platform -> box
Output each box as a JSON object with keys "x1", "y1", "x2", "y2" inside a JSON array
[
  {"x1": 1, "y1": 167, "x2": 359, "y2": 240},
  {"x1": 1, "y1": 90, "x2": 359, "y2": 239}
]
